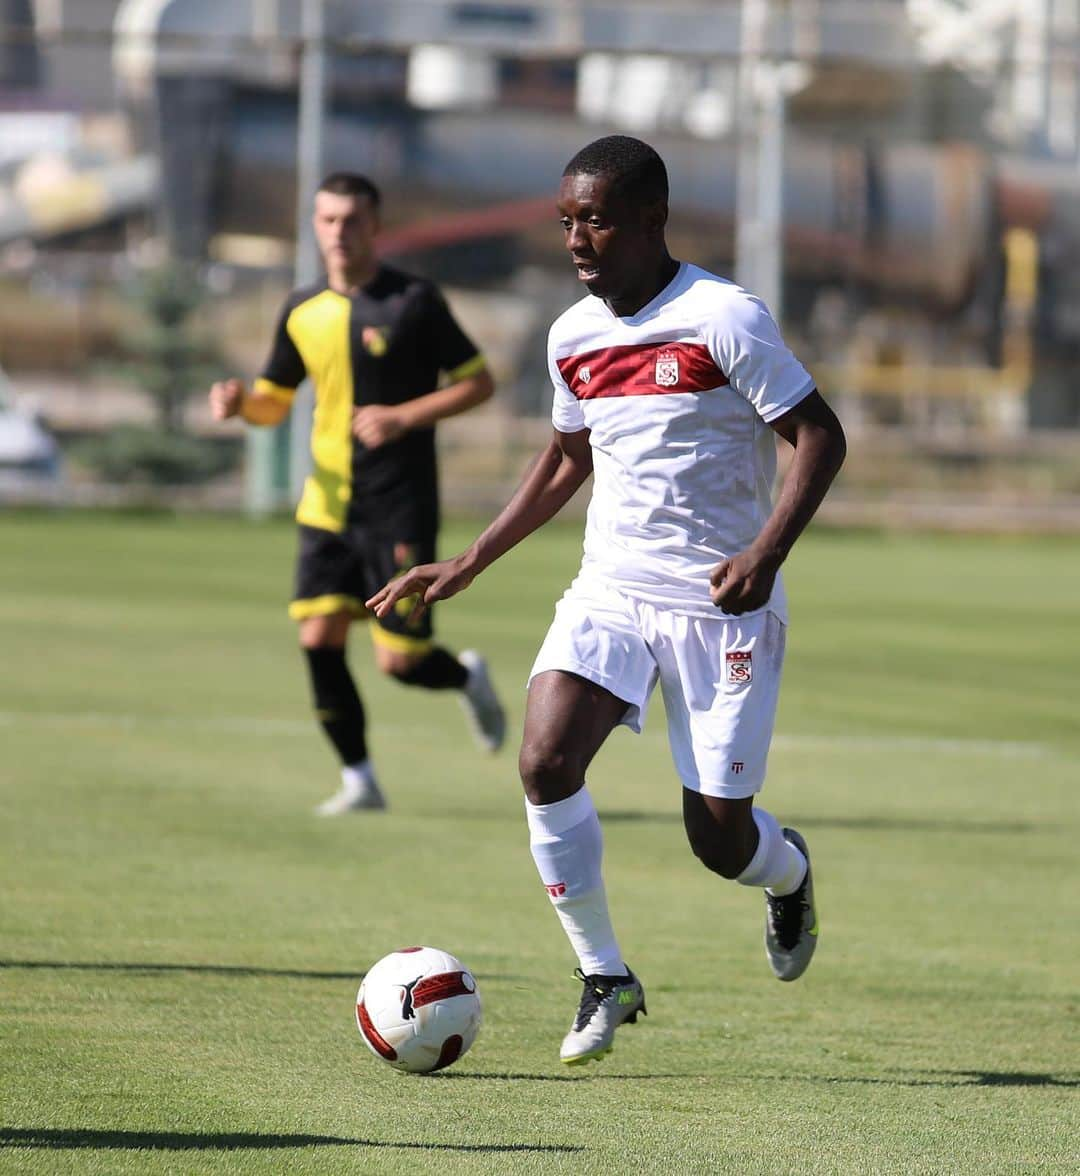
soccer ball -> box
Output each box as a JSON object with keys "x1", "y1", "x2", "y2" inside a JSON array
[{"x1": 355, "y1": 946, "x2": 482, "y2": 1074}]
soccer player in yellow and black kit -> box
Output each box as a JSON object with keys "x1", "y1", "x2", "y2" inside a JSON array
[{"x1": 209, "y1": 172, "x2": 506, "y2": 814}]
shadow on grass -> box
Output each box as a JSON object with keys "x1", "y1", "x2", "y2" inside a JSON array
[
  {"x1": 432, "y1": 1071, "x2": 686, "y2": 1082},
  {"x1": 1, "y1": 959, "x2": 530, "y2": 987},
  {"x1": 0, "y1": 959, "x2": 360, "y2": 981},
  {"x1": 0, "y1": 1128, "x2": 582, "y2": 1155},
  {"x1": 777, "y1": 1070, "x2": 1078, "y2": 1089},
  {"x1": 785, "y1": 816, "x2": 1037, "y2": 835},
  {"x1": 599, "y1": 810, "x2": 1036, "y2": 834},
  {"x1": 934, "y1": 1070, "x2": 1079, "y2": 1088}
]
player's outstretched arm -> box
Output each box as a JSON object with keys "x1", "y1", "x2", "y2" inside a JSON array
[
  {"x1": 367, "y1": 427, "x2": 593, "y2": 620},
  {"x1": 208, "y1": 378, "x2": 290, "y2": 427},
  {"x1": 711, "y1": 390, "x2": 846, "y2": 615}
]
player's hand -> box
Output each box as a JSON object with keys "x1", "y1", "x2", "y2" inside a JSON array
[
  {"x1": 366, "y1": 558, "x2": 475, "y2": 624},
  {"x1": 352, "y1": 405, "x2": 408, "y2": 448},
  {"x1": 209, "y1": 378, "x2": 245, "y2": 420},
  {"x1": 709, "y1": 548, "x2": 781, "y2": 615}
]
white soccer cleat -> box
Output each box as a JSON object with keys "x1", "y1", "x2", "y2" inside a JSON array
[
  {"x1": 560, "y1": 967, "x2": 646, "y2": 1065},
  {"x1": 458, "y1": 650, "x2": 506, "y2": 753},
  {"x1": 315, "y1": 764, "x2": 386, "y2": 816}
]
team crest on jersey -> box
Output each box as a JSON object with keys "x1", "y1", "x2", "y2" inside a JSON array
[
  {"x1": 655, "y1": 351, "x2": 679, "y2": 386},
  {"x1": 726, "y1": 650, "x2": 752, "y2": 685},
  {"x1": 362, "y1": 326, "x2": 388, "y2": 356},
  {"x1": 577, "y1": 365, "x2": 591, "y2": 385}
]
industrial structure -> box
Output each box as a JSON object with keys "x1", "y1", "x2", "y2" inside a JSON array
[{"x1": 3, "y1": 1, "x2": 1080, "y2": 439}]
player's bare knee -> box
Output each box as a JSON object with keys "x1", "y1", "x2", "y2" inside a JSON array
[
  {"x1": 684, "y1": 795, "x2": 757, "y2": 878},
  {"x1": 372, "y1": 641, "x2": 422, "y2": 680},
  {"x1": 382, "y1": 656, "x2": 421, "y2": 681},
  {"x1": 688, "y1": 833, "x2": 746, "y2": 879},
  {"x1": 518, "y1": 741, "x2": 581, "y2": 805},
  {"x1": 299, "y1": 612, "x2": 351, "y2": 650}
]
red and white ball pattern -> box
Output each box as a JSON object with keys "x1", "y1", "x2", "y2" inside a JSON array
[{"x1": 356, "y1": 946, "x2": 481, "y2": 1074}]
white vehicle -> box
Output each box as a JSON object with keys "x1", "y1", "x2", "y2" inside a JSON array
[{"x1": 0, "y1": 366, "x2": 60, "y2": 492}]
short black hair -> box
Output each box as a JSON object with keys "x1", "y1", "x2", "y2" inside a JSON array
[
  {"x1": 318, "y1": 172, "x2": 381, "y2": 208},
  {"x1": 562, "y1": 135, "x2": 668, "y2": 207}
]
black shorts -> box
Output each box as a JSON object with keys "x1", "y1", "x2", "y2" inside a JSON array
[{"x1": 289, "y1": 523, "x2": 436, "y2": 652}]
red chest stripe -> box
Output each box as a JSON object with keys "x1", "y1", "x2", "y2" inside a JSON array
[{"x1": 556, "y1": 341, "x2": 728, "y2": 400}]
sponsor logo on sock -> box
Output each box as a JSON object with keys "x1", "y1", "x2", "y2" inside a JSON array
[{"x1": 545, "y1": 882, "x2": 566, "y2": 898}]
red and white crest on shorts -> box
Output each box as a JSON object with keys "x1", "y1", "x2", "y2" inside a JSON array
[
  {"x1": 726, "y1": 649, "x2": 752, "y2": 685},
  {"x1": 655, "y1": 352, "x2": 679, "y2": 387}
]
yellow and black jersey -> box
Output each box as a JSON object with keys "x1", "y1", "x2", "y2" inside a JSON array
[{"x1": 255, "y1": 265, "x2": 486, "y2": 535}]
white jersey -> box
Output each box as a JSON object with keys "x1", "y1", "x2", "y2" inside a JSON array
[{"x1": 547, "y1": 261, "x2": 814, "y2": 620}]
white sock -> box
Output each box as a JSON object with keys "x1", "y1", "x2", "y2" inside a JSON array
[
  {"x1": 341, "y1": 760, "x2": 376, "y2": 796},
  {"x1": 736, "y1": 807, "x2": 807, "y2": 896},
  {"x1": 526, "y1": 789, "x2": 625, "y2": 977}
]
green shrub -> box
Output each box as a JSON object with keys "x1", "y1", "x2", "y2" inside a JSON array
[{"x1": 73, "y1": 426, "x2": 237, "y2": 485}]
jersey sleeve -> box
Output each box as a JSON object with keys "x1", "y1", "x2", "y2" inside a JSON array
[
  {"x1": 255, "y1": 297, "x2": 307, "y2": 403},
  {"x1": 547, "y1": 329, "x2": 586, "y2": 433},
  {"x1": 708, "y1": 292, "x2": 814, "y2": 422},
  {"x1": 422, "y1": 285, "x2": 487, "y2": 382}
]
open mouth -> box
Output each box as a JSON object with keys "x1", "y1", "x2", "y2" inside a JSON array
[{"x1": 575, "y1": 262, "x2": 600, "y2": 281}]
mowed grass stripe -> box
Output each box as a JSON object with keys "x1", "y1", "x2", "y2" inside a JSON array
[{"x1": 0, "y1": 708, "x2": 1056, "y2": 759}]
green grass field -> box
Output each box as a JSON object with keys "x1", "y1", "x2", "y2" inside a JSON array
[{"x1": 1, "y1": 511, "x2": 1077, "y2": 1175}]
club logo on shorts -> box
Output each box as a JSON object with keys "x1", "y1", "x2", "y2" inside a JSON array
[
  {"x1": 731, "y1": 761, "x2": 745, "y2": 774},
  {"x1": 545, "y1": 882, "x2": 566, "y2": 898},
  {"x1": 655, "y1": 352, "x2": 680, "y2": 387},
  {"x1": 362, "y1": 326, "x2": 389, "y2": 356},
  {"x1": 577, "y1": 365, "x2": 591, "y2": 385},
  {"x1": 726, "y1": 649, "x2": 752, "y2": 685}
]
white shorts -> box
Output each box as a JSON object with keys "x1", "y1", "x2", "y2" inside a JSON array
[{"x1": 528, "y1": 583, "x2": 787, "y2": 798}]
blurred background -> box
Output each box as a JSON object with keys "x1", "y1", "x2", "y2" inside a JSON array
[{"x1": 1, "y1": 0, "x2": 1079, "y2": 530}]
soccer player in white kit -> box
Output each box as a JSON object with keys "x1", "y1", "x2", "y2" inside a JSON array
[{"x1": 368, "y1": 136, "x2": 847, "y2": 1065}]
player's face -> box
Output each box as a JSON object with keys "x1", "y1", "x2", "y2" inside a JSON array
[
  {"x1": 313, "y1": 191, "x2": 379, "y2": 276},
  {"x1": 557, "y1": 171, "x2": 663, "y2": 313}
]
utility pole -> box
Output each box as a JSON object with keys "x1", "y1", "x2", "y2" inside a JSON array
[
  {"x1": 245, "y1": 0, "x2": 326, "y2": 517},
  {"x1": 244, "y1": 1, "x2": 325, "y2": 517},
  {"x1": 289, "y1": 0, "x2": 328, "y2": 502},
  {"x1": 734, "y1": 0, "x2": 784, "y2": 318}
]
